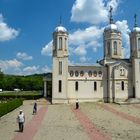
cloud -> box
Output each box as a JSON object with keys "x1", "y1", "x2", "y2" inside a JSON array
[
  {"x1": 41, "y1": 41, "x2": 52, "y2": 56},
  {"x1": 69, "y1": 26, "x2": 103, "y2": 62},
  {"x1": 80, "y1": 56, "x2": 92, "y2": 62},
  {"x1": 41, "y1": 65, "x2": 51, "y2": 73},
  {"x1": 0, "y1": 14, "x2": 19, "y2": 41},
  {"x1": 16, "y1": 52, "x2": 33, "y2": 60},
  {"x1": 23, "y1": 66, "x2": 39, "y2": 75},
  {"x1": 116, "y1": 20, "x2": 130, "y2": 58},
  {"x1": 107, "y1": 0, "x2": 120, "y2": 12},
  {"x1": 0, "y1": 59, "x2": 22, "y2": 70},
  {"x1": 41, "y1": 0, "x2": 124, "y2": 63},
  {"x1": 71, "y1": 0, "x2": 120, "y2": 24},
  {"x1": 22, "y1": 65, "x2": 51, "y2": 75},
  {"x1": 69, "y1": 26, "x2": 103, "y2": 45},
  {"x1": 42, "y1": 26, "x2": 103, "y2": 62},
  {"x1": 74, "y1": 45, "x2": 87, "y2": 56}
]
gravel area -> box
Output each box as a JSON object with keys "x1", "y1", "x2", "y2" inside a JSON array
[
  {"x1": 0, "y1": 100, "x2": 140, "y2": 140},
  {"x1": 34, "y1": 104, "x2": 89, "y2": 140},
  {"x1": 107, "y1": 103, "x2": 140, "y2": 118},
  {"x1": 80, "y1": 102, "x2": 140, "y2": 140}
]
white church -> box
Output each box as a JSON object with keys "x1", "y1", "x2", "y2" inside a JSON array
[{"x1": 43, "y1": 8, "x2": 140, "y2": 104}]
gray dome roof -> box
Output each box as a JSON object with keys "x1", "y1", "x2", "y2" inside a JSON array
[
  {"x1": 54, "y1": 25, "x2": 67, "y2": 33},
  {"x1": 104, "y1": 23, "x2": 119, "y2": 31},
  {"x1": 133, "y1": 27, "x2": 140, "y2": 32}
]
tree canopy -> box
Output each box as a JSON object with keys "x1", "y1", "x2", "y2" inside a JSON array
[{"x1": 0, "y1": 73, "x2": 46, "y2": 91}]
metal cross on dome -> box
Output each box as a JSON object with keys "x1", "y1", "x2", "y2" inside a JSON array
[
  {"x1": 109, "y1": 6, "x2": 113, "y2": 24},
  {"x1": 134, "y1": 14, "x2": 138, "y2": 27}
]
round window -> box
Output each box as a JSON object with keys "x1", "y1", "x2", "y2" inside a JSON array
[
  {"x1": 93, "y1": 71, "x2": 97, "y2": 77},
  {"x1": 88, "y1": 71, "x2": 92, "y2": 77},
  {"x1": 70, "y1": 71, "x2": 74, "y2": 77},
  {"x1": 75, "y1": 71, "x2": 79, "y2": 77},
  {"x1": 98, "y1": 71, "x2": 102, "y2": 77},
  {"x1": 80, "y1": 71, "x2": 84, "y2": 77}
]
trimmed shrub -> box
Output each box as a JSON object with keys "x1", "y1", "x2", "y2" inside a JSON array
[
  {"x1": 0, "y1": 99, "x2": 23, "y2": 117},
  {"x1": 0, "y1": 91, "x2": 43, "y2": 100}
]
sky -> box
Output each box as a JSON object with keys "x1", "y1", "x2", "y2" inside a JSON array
[{"x1": 0, "y1": 0, "x2": 140, "y2": 75}]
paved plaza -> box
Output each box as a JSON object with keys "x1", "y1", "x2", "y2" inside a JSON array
[{"x1": 0, "y1": 99, "x2": 140, "y2": 140}]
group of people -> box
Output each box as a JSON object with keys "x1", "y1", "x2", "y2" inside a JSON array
[
  {"x1": 16, "y1": 99, "x2": 79, "y2": 132},
  {"x1": 16, "y1": 101, "x2": 37, "y2": 132}
]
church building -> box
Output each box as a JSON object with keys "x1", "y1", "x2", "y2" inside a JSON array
[{"x1": 43, "y1": 8, "x2": 140, "y2": 104}]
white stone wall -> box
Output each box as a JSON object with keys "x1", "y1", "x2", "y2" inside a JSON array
[
  {"x1": 67, "y1": 66, "x2": 104, "y2": 102},
  {"x1": 52, "y1": 57, "x2": 68, "y2": 103},
  {"x1": 108, "y1": 63, "x2": 132, "y2": 101},
  {"x1": 133, "y1": 59, "x2": 140, "y2": 98}
]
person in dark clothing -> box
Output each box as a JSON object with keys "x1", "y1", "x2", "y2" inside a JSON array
[
  {"x1": 33, "y1": 101, "x2": 37, "y2": 114},
  {"x1": 76, "y1": 99, "x2": 79, "y2": 109}
]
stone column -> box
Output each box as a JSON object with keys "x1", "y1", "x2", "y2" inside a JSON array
[{"x1": 44, "y1": 80, "x2": 47, "y2": 97}]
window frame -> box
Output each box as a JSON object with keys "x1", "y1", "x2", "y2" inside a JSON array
[
  {"x1": 59, "y1": 37, "x2": 62, "y2": 50},
  {"x1": 114, "y1": 41, "x2": 117, "y2": 55}
]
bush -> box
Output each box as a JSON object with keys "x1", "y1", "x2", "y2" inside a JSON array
[
  {"x1": 0, "y1": 91, "x2": 43, "y2": 100},
  {"x1": 0, "y1": 99, "x2": 23, "y2": 117}
]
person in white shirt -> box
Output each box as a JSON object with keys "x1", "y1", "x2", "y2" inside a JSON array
[
  {"x1": 76, "y1": 99, "x2": 79, "y2": 109},
  {"x1": 17, "y1": 110, "x2": 25, "y2": 132}
]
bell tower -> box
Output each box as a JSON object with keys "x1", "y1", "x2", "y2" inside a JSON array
[
  {"x1": 52, "y1": 23, "x2": 69, "y2": 103},
  {"x1": 130, "y1": 14, "x2": 140, "y2": 98},
  {"x1": 103, "y1": 6, "x2": 123, "y2": 60},
  {"x1": 130, "y1": 14, "x2": 140, "y2": 59}
]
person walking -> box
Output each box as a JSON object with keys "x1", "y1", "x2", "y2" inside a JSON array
[
  {"x1": 33, "y1": 101, "x2": 37, "y2": 114},
  {"x1": 76, "y1": 99, "x2": 79, "y2": 109},
  {"x1": 17, "y1": 110, "x2": 25, "y2": 132}
]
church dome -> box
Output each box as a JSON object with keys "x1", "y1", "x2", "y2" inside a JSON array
[
  {"x1": 54, "y1": 25, "x2": 67, "y2": 33},
  {"x1": 104, "y1": 23, "x2": 119, "y2": 31},
  {"x1": 133, "y1": 27, "x2": 140, "y2": 32}
]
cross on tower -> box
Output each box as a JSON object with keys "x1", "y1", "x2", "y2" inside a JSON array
[
  {"x1": 109, "y1": 6, "x2": 113, "y2": 24},
  {"x1": 134, "y1": 14, "x2": 137, "y2": 27}
]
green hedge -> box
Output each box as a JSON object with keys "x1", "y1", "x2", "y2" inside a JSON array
[
  {"x1": 0, "y1": 91, "x2": 43, "y2": 100},
  {"x1": 0, "y1": 99, "x2": 23, "y2": 117}
]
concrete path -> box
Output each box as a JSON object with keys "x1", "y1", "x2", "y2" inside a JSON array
[{"x1": 1, "y1": 100, "x2": 140, "y2": 140}]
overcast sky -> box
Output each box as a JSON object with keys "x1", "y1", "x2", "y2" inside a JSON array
[{"x1": 0, "y1": 0, "x2": 140, "y2": 75}]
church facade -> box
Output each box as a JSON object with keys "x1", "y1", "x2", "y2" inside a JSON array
[{"x1": 44, "y1": 12, "x2": 140, "y2": 104}]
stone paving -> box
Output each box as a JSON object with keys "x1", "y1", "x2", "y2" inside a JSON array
[{"x1": 0, "y1": 99, "x2": 140, "y2": 140}]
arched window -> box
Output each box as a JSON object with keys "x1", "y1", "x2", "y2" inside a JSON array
[
  {"x1": 114, "y1": 41, "x2": 117, "y2": 55},
  {"x1": 59, "y1": 37, "x2": 62, "y2": 50},
  {"x1": 93, "y1": 71, "x2": 97, "y2": 77},
  {"x1": 138, "y1": 38, "x2": 140, "y2": 50},
  {"x1": 80, "y1": 71, "x2": 84, "y2": 77},
  {"x1": 75, "y1": 81, "x2": 78, "y2": 91},
  {"x1": 88, "y1": 71, "x2": 92, "y2": 77},
  {"x1": 121, "y1": 81, "x2": 124, "y2": 91},
  {"x1": 120, "y1": 68, "x2": 125, "y2": 76},
  {"x1": 70, "y1": 71, "x2": 74, "y2": 77},
  {"x1": 65, "y1": 38, "x2": 67, "y2": 50},
  {"x1": 58, "y1": 80, "x2": 62, "y2": 92},
  {"x1": 107, "y1": 42, "x2": 110, "y2": 55},
  {"x1": 59, "y1": 61, "x2": 62, "y2": 75},
  {"x1": 98, "y1": 71, "x2": 102, "y2": 77},
  {"x1": 75, "y1": 71, "x2": 79, "y2": 77},
  {"x1": 94, "y1": 81, "x2": 97, "y2": 91}
]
